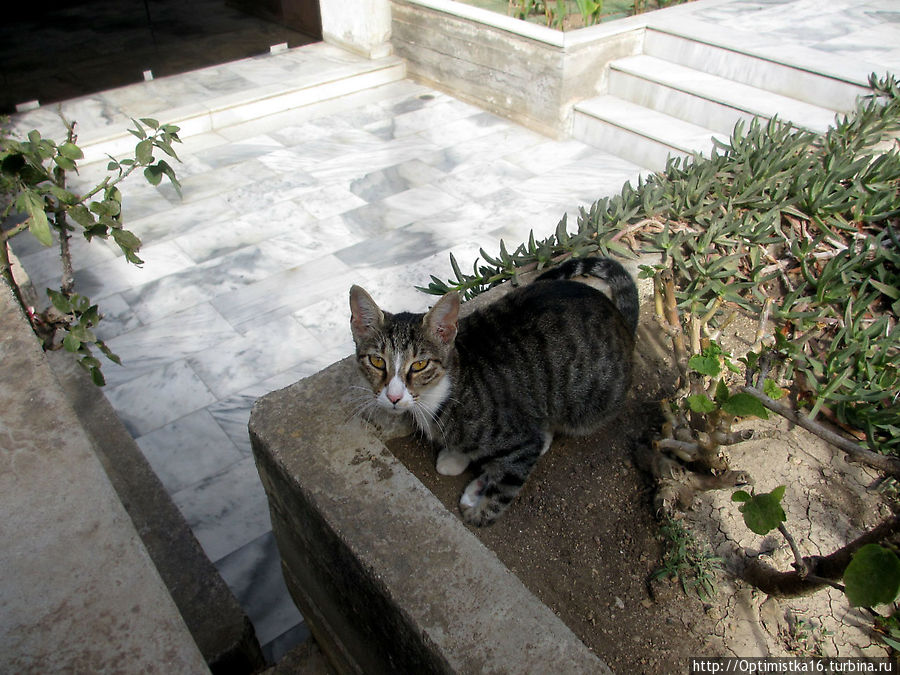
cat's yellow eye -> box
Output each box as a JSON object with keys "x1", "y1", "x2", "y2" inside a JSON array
[
  {"x1": 410, "y1": 359, "x2": 429, "y2": 373},
  {"x1": 368, "y1": 354, "x2": 386, "y2": 369}
]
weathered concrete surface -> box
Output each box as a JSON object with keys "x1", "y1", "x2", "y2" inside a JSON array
[
  {"x1": 0, "y1": 279, "x2": 210, "y2": 673},
  {"x1": 46, "y1": 349, "x2": 266, "y2": 674},
  {"x1": 391, "y1": 0, "x2": 643, "y2": 137},
  {"x1": 249, "y1": 276, "x2": 611, "y2": 674}
]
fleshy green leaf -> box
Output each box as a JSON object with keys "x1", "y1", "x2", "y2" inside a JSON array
[
  {"x1": 63, "y1": 331, "x2": 81, "y2": 353},
  {"x1": 689, "y1": 353, "x2": 721, "y2": 378},
  {"x1": 687, "y1": 394, "x2": 717, "y2": 413},
  {"x1": 135, "y1": 139, "x2": 154, "y2": 165},
  {"x1": 722, "y1": 392, "x2": 770, "y2": 419},
  {"x1": 715, "y1": 379, "x2": 730, "y2": 405},
  {"x1": 763, "y1": 378, "x2": 786, "y2": 400},
  {"x1": 47, "y1": 288, "x2": 72, "y2": 313},
  {"x1": 736, "y1": 486, "x2": 786, "y2": 535},
  {"x1": 844, "y1": 544, "x2": 900, "y2": 607},
  {"x1": 21, "y1": 191, "x2": 52, "y2": 246},
  {"x1": 57, "y1": 142, "x2": 84, "y2": 160}
]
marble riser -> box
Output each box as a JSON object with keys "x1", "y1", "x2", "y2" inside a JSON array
[
  {"x1": 77, "y1": 60, "x2": 407, "y2": 164},
  {"x1": 574, "y1": 95, "x2": 725, "y2": 170},
  {"x1": 643, "y1": 28, "x2": 872, "y2": 113},
  {"x1": 608, "y1": 56, "x2": 839, "y2": 136}
]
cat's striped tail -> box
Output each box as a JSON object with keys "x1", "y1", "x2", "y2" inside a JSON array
[{"x1": 535, "y1": 256, "x2": 639, "y2": 335}]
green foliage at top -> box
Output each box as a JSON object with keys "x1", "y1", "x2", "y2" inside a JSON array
[{"x1": 423, "y1": 74, "x2": 900, "y2": 456}]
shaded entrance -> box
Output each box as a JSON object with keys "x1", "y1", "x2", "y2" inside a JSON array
[{"x1": 0, "y1": 0, "x2": 321, "y2": 114}]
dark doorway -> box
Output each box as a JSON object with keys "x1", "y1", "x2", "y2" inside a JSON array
[{"x1": 0, "y1": 0, "x2": 321, "y2": 114}]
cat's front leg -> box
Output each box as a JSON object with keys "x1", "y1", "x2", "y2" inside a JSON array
[
  {"x1": 436, "y1": 448, "x2": 470, "y2": 476},
  {"x1": 458, "y1": 441, "x2": 541, "y2": 527}
]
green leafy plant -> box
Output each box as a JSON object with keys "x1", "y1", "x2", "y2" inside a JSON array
[
  {"x1": 731, "y1": 485, "x2": 900, "y2": 649},
  {"x1": 1, "y1": 114, "x2": 182, "y2": 384},
  {"x1": 732, "y1": 486, "x2": 786, "y2": 536},
  {"x1": 422, "y1": 73, "x2": 900, "y2": 462},
  {"x1": 653, "y1": 515, "x2": 724, "y2": 601}
]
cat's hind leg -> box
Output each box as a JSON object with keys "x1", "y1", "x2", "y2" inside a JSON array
[{"x1": 459, "y1": 436, "x2": 542, "y2": 527}]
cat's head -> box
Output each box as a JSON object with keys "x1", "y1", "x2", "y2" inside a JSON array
[{"x1": 349, "y1": 285, "x2": 458, "y2": 427}]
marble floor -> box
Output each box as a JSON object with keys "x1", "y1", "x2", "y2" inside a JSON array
[{"x1": 8, "y1": 0, "x2": 899, "y2": 665}]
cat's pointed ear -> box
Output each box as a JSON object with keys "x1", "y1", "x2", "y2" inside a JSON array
[
  {"x1": 349, "y1": 285, "x2": 384, "y2": 342},
  {"x1": 424, "y1": 291, "x2": 459, "y2": 345}
]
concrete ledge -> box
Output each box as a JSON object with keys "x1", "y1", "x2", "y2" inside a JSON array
[
  {"x1": 0, "y1": 279, "x2": 210, "y2": 673},
  {"x1": 46, "y1": 350, "x2": 266, "y2": 674},
  {"x1": 249, "y1": 293, "x2": 611, "y2": 673}
]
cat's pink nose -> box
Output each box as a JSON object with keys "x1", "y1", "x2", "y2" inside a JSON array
[{"x1": 387, "y1": 391, "x2": 403, "y2": 404}]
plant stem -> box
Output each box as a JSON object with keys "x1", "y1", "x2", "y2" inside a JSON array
[{"x1": 734, "y1": 514, "x2": 900, "y2": 597}]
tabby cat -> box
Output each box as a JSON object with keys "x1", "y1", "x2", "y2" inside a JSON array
[{"x1": 349, "y1": 257, "x2": 638, "y2": 526}]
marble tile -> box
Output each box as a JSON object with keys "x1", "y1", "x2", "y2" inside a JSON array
[
  {"x1": 284, "y1": 183, "x2": 368, "y2": 220},
  {"x1": 421, "y1": 125, "x2": 549, "y2": 174},
  {"x1": 207, "y1": 393, "x2": 257, "y2": 456},
  {"x1": 434, "y1": 157, "x2": 537, "y2": 200},
  {"x1": 509, "y1": 153, "x2": 645, "y2": 207},
  {"x1": 347, "y1": 159, "x2": 447, "y2": 202},
  {"x1": 172, "y1": 456, "x2": 273, "y2": 564},
  {"x1": 156, "y1": 159, "x2": 279, "y2": 205},
  {"x1": 103, "y1": 302, "x2": 239, "y2": 381},
  {"x1": 123, "y1": 195, "x2": 239, "y2": 248},
  {"x1": 72, "y1": 240, "x2": 198, "y2": 301},
  {"x1": 505, "y1": 138, "x2": 597, "y2": 175},
  {"x1": 339, "y1": 184, "x2": 462, "y2": 235},
  {"x1": 189, "y1": 134, "x2": 285, "y2": 171},
  {"x1": 171, "y1": 203, "x2": 312, "y2": 264},
  {"x1": 187, "y1": 315, "x2": 322, "y2": 399},
  {"x1": 92, "y1": 293, "x2": 143, "y2": 341},
  {"x1": 305, "y1": 133, "x2": 441, "y2": 185},
  {"x1": 214, "y1": 532, "x2": 305, "y2": 648},
  {"x1": 363, "y1": 97, "x2": 486, "y2": 139},
  {"x1": 335, "y1": 226, "x2": 446, "y2": 269},
  {"x1": 209, "y1": 254, "x2": 356, "y2": 332},
  {"x1": 416, "y1": 110, "x2": 511, "y2": 148},
  {"x1": 255, "y1": 216, "x2": 368, "y2": 265},
  {"x1": 104, "y1": 359, "x2": 218, "y2": 436},
  {"x1": 14, "y1": 230, "x2": 120, "y2": 291},
  {"x1": 136, "y1": 408, "x2": 243, "y2": 494}
]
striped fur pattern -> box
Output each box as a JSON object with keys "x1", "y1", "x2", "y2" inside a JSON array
[{"x1": 349, "y1": 256, "x2": 637, "y2": 526}]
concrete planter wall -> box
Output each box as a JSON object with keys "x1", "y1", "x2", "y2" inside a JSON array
[
  {"x1": 249, "y1": 285, "x2": 612, "y2": 674},
  {"x1": 390, "y1": 0, "x2": 646, "y2": 137}
]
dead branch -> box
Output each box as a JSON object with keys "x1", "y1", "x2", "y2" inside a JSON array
[
  {"x1": 741, "y1": 385, "x2": 900, "y2": 477},
  {"x1": 731, "y1": 514, "x2": 900, "y2": 597}
]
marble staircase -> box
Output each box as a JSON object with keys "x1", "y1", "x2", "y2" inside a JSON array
[{"x1": 573, "y1": 24, "x2": 875, "y2": 170}]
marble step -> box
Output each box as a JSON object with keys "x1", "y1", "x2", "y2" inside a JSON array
[
  {"x1": 609, "y1": 54, "x2": 840, "y2": 136},
  {"x1": 643, "y1": 25, "x2": 872, "y2": 113},
  {"x1": 11, "y1": 43, "x2": 407, "y2": 164},
  {"x1": 573, "y1": 95, "x2": 728, "y2": 170}
]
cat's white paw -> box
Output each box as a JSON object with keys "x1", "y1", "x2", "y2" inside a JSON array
[
  {"x1": 460, "y1": 478, "x2": 484, "y2": 509},
  {"x1": 436, "y1": 449, "x2": 469, "y2": 476}
]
